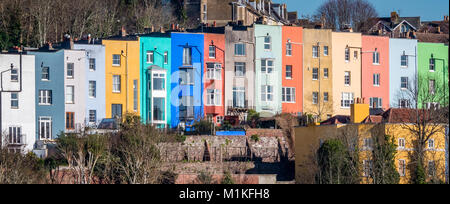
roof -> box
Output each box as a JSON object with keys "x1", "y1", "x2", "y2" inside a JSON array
[
  {"x1": 374, "y1": 16, "x2": 421, "y2": 30},
  {"x1": 103, "y1": 35, "x2": 139, "y2": 41},
  {"x1": 74, "y1": 38, "x2": 103, "y2": 45},
  {"x1": 320, "y1": 115, "x2": 351, "y2": 125}
]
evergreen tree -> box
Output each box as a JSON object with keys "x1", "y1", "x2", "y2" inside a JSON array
[{"x1": 371, "y1": 135, "x2": 400, "y2": 184}]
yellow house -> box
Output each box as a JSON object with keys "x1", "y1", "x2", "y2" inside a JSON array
[
  {"x1": 302, "y1": 29, "x2": 333, "y2": 121},
  {"x1": 102, "y1": 34, "x2": 140, "y2": 118},
  {"x1": 295, "y1": 103, "x2": 448, "y2": 184}
]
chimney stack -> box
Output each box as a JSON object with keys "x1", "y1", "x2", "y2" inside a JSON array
[
  {"x1": 171, "y1": 24, "x2": 175, "y2": 30},
  {"x1": 160, "y1": 26, "x2": 165, "y2": 33},
  {"x1": 391, "y1": 11, "x2": 399, "y2": 23},
  {"x1": 87, "y1": 34, "x2": 91, "y2": 44},
  {"x1": 120, "y1": 26, "x2": 127, "y2": 37},
  {"x1": 213, "y1": 21, "x2": 216, "y2": 27}
]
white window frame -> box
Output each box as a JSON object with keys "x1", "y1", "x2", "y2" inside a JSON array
[
  {"x1": 261, "y1": 59, "x2": 274, "y2": 74},
  {"x1": 264, "y1": 36, "x2": 271, "y2": 51},
  {"x1": 39, "y1": 117, "x2": 52, "y2": 140},
  {"x1": 398, "y1": 138, "x2": 405, "y2": 148},
  {"x1": 11, "y1": 68, "x2": 18, "y2": 82},
  {"x1": 207, "y1": 89, "x2": 221, "y2": 106},
  {"x1": 11, "y1": 92, "x2": 19, "y2": 109},
  {"x1": 261, "y1": 85, "x2": 273, "y2": 102},
  {"x1": 429, "y1": 80, "x2": 435, "y2": 95},
  {"x1": 89, "y1": 110, "x2": 97, "y2": 123},
  {"x1": 312, "y1": 68, "x2": 318, "y2": 80},
  {"x1": 209, "y1": 45, "x2": 216, "y2": 59},
  {"x1": 324, "y1": 46, "x2": 328, "y2": 56},
  {"x1": 312, "y1": 92, "x2": 319, "y2": 104},
  {"x1": 429, "y1": 58, "x2": 435, "y2": 72},
  {"x1": 400, "y1": 54, "x2": 408, "y2": 67},
  {"x1": 373, "y1": 73, "x2": 380, "y2": 86},
  {"x1": 89, "y1": 58, "x2": 96, "y2": 71},
  {"x1": 113, "y1": 75, "x2": 121, "y2": 93},
  {"x1": 285, "y1": 65, "x2": 292, "y2": 79},
  {"x1": 323, "y1": 68, "x2": 329, "y2": 79},
  {"x1": 401, "y1": 77, "x2": 408, "y2": 89},
  {"x1": 282, "y1": 87, "x2": 296, "y2": 103},
  {"x1": 42, "y1": 67, "x2": 50, "y2": 81},
  {"x1": 112, "y1": 54, "x2": 121, "y2": 66},
  {"x1": 89, "y1": 81, "x2": 96, "y2": 98},
  {"x1": 235, "y1": 62, "x2": 245, "y2": 77},
  {"x1": 8, "y1": 126, "x2": 22, "y2": 145},
  {"x1": 341, "y1": 92, "x2": 354, "y2": 108},
  {"x1": 344, "y1": 71, "x2": 351, "y2": 86},
  {"x1": 152, "y1": 73, "x2": 166, "y2": 91},
  {"x1": 207, "y1": 63, "x2": 222, "y2": 80},
  {"x1": 324, "y1": 92, "x2": 329, "y2": 102},
  {"x1": 345, "y1": 48, "x2": 350, "y2": 62},
  {"x1": 286, "y1": 42, "x2": 292, "y2": 56},
  {"x1": 312, "y1": 46, "x2": 319, "y2": 58},
  {"x1": 67, "y1": 63, "x2": 74, "y2": 79},
  {"x1": 373, "y1": 51, "x2": 380, "y2": 65},
  {"x1": 147, "y1": 51, "x2": 154, "y2": 64},
  {"x1": 369, "y1": 97, "x2": 382, "y2": 108},
  {"x1": 66, "y1": 85, "x2": 74, "y2": 104},
  {"x1": 39, "y1": 90, "x2": 52, "y2": 105}
]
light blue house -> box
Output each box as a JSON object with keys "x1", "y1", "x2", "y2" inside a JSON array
[
  {"x1": 170, "y1": 32, "x2": 204, "y2": 129},
  {"x1": 28, "y1": 49, "x2": 65, "y2": 145},
  {"x1": 389, "y1": 38, "x2": 418, "y2": 108},
  {"x1": 139, "y1": 33, "x2": 171, "y2": 128},
  {"x1": 74, "y1": 40, "x2": 106, "y2": 127},
  {"x1": 254, "y1": 24, "x2": 282, "y2": 117}
]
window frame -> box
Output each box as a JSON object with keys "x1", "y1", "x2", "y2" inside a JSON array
[
  {"x1": 373, "y1": 51, "x2": 380, "y2": 65},
  {"x1": 282, "y1": 87, "x2": 296, "y2": 103},
  {"x1": 147, "y1": 51, "x2": 154, "y2": 64},
  {"x1": 285, "y1": 65, "x2": 292, "y2": 79},
  {"x1": 11, "y1": 92, "x2": 19, "y2": 109},
  {"x1": 10, "y1": 68, "x2": 18, "y2": 82},
  {"x1": 89, "y1": 110, "x2": 97, "y2": 123},
  {"x1": 39, "y1": 117, "x2": 52, "y2": 140},
  {"x1": 209, "y1": 45, "x2": 216, "y2": 59},
  {"x1": 66, "y1": 112, "x2": 75, "y2": 130},
  {"x1": 207, "y1": 89, "x2": 222, "y2": 106},
  {"x1": 66, "y1": 63, "x2": 74, "y2": 79},
  {"x1": 234, "y1": 43, "x2": 246, "y2": 56},
  {"x1": 373, "y1": 73, "x2": 380, "y2": 86},
  {"x1": 42, "y1": 67, "x2": 50, "y2": 81},
  {"x1": 400, "y1": 54, "x2": 408, "y2": 67},
  {"x1": 89, "y1": 58, "x2": 96, "y2": 71},
  {"x1": 264, "y1": 36, "x2": 271, "y2": 51},
  {"x1": 261, "y1": 59, "x2": 274, "y2": 74},
  {"x1": 312, "y1": 92, "x2": 319, "y2": 104},
  {"x1": 65, "y1": 85, "x2": 75, "y2": 104},
  {"x1": 401, "y1": 77, "x2": 408, "y2": 89},
  {"x1": 341, "y1": 92, "x2": 354, "y2": 108},
  {"x1": 113, "y1": 75, "x2": 121, "y2": 93},
  {"x1": 261, "y1": 85, "x2": 273, "y2": 102},
  {"x1": 312, "y1": 68, "x2": 318, "y2": 80},
  {"x1": 312, "y1": 46, "x2": 319, "y2": 58},
  {"x1": 89, "y1": 81, "x2": 96, "y2": 98},
  {"x1": 344, "y1": 71, "x2": 351, "y2": 86},
  {"x1": 38, "y1": 90, "x2": 52, "y2": 105},
  {"x1": 112, "y1": 54, "x2": 121, "y2": 66}
]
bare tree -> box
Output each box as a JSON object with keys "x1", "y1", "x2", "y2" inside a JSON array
[{"x1": 316, "y1": 0, "x2": 378, "y2": 32}]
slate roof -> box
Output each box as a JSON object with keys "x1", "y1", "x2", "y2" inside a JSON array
[{"x1": 374, "y1": 16, "x2": 421, "y2": 30}]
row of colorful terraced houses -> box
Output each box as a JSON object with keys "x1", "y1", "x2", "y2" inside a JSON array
[{"x1": 0, "y1": 24, "x2": 448, "y2": 155}]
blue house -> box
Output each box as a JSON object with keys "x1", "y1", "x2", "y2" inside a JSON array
[
  {"x1": 28, "y1": 50, "x2": 65, "y2": 145},
  {"x1": 170, "y1": 32, "x2": 204, "y2": 129}
]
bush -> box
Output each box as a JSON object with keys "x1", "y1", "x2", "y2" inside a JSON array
[
  {"x1": 221, "y1": 171, "x2": 235, "y2": 184},
  {"x1": 251, "y1": 134, "x2": 260, "y2": 142},
  {"x1": 192, "y1": 120, "x2": 214, "y2": 135},
  {"x1": 196, "y1": 171, "x2": 214, "y2": 184}
]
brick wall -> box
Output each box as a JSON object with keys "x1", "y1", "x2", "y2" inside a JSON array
[{"x1": 246, "y1": 128, "x2": 284, "y2": 137}]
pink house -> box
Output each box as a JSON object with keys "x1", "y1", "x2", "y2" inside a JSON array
[{"x1": 362, "y1": 35, "x2": 390, "y2": 110}]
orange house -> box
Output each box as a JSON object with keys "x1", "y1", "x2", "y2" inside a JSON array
[
  {"x1": 203, "y1": 32, "x2": 225, "y2": 125},
  {"x1": 282, "y1": 26, "x2": 303, "y2": 115}
]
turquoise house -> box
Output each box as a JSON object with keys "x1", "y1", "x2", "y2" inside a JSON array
[
  {"x1": 140, "y1": 33, "x2": 172, "y2": 128},
  {"x1": 254, "y1": 24, "x2": 283, "y2": 117}
]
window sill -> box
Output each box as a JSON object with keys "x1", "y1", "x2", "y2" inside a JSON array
[
  {"x1": 429, "y1": 70, "x2": 435, "y2": 72},
  {"x1": 41, "y1": 79, "x2": 50, "y2": 82},
  {"x1": 400, "y1": 66, "x2": 408, "y2": 68},
  {"x1": 39, "y1": 104, "x2": 52, "y2": 106},
  {"x1": 11, "y1": 107, "x2": 19, "y2": 109},
  {"x1": 112, "y1": 91, "x2": 121, "y2": 94},
  {"x1": 112, "y1": 64, "x2": 121, "y2": 67},
  {"x1": 373, "y1": 63, "x2": 380, "y2": 66}
]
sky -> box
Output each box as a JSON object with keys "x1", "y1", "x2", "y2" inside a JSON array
[{"x1": 273, "y1": 0, "x2": 449, "y2": 21}]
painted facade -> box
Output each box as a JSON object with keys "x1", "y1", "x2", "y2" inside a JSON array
[
  {"x1": 0, "y1": 53, "x2": 36, "y2": 152},
  {"x1": 254, "y1": 24, "x2": 282, "y2": 116},
  {"x1": 170, "y1": 32, "x2": 204, "y2": 129},
  {"x1": 302, "y1": 29, "x2": 333, "y2": 120},
  {"x1": 362, "y1": 35, "x2": 390, "y2": 110},
  {"x1": 417, "y1": 42, "x2": 449, "y2": 109},
  {"x1": 295, "y1": 105, "x2": 448, "y2": 184},
  {"x1": 224, "y1": 25, "x2": 255, "y2": 117},
  {"x1": 139, "y1": 33, "x2": 172, "y2": 128},
  {"x1": 102, "y1": 36, "x2": 140, "y2": 119},
  {"x1": 331, "y1": 32, "x2": 362, "y2": 116},
  {"x1": 203, "y1": 33, "x2": 225, "y2": 125},
  {"x1": 389, "y1": 38, "x2": 418, "y2": 108},
  {"x1": 74, "y1": 42, "x2": 106, "y2": 127},
  {"x1": 281, "y1": 26, "x2": 303, "y2": 115}
]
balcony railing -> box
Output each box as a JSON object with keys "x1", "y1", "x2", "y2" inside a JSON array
[{"x1": 227, "y1": 100, "x2": 255, "y2": 110}]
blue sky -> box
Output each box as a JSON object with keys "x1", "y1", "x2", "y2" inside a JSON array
[{"x1": 273, "y1": 0, "x2": 449, "y2": 21}]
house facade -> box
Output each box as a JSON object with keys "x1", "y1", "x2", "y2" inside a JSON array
[
  {"x1": 417, "y1": 42, "x2": 449, "y2": 109},
  {"x1": 102, "y1": 35, "x2": 140, "y2": 119},
  {"x1": 74, "y1": 41, "x2": 106, "y2": 127},
  {"x1": 331, "y1": 32, "x2": 362, "y2": 116},
  {"x1": 302, "y1": 29, "x2": 333, "y2": 121},
  {"x1": 254, "y1": 24, "x2": 282, "y2": 117},
  {"x1": 139, "y1": 33, "x2": 172, "y2": 128},
  {"x1": 362, "y1": 35, "x2": 390, "y2": 110},
  {"x1": 0, "y1": 53, "x2": 36, "y2": 152},
  {"x1": 389, "y1": 38, "x2": 418, "y2": 108},
  {"x1": 203, "y1": 33, "x2": 225, "y2": 125},
  {"x1": 170, "y1": 32, "x2": 205, "y2": 129},
  {"x1": 224, "y1": 25, "x2": 255, "y2": 119},
  {"x1": 281, "y1": 26, "x2": 303, "y2": 115}
]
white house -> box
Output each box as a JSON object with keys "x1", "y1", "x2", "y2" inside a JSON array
[{"x1": 0, "y1": 52, "x2": 36, "y2": 152}]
